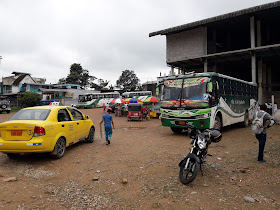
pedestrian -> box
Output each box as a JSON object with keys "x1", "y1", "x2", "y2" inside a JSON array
[
  {"x1": 141, "y1": 106, "x2": 147, "y2": 119},
  {"x1": 103, "y1": 103, "x2": 106, "y2": 112},
  {"x1": 100, "y1": 108, "x2": 115, "y2": 145},
  {"x1": 252, "y1": 104, "x2": 275, "y2": 162},
  {"x1": 265, "y1": 101, "x2": 272, "y2": 115},
  {"x1": 273, "y1": 102, "x2": 278, "y2": 115}
]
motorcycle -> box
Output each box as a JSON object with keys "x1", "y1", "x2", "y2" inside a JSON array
[{"x1": 178, "y1": 124, "x2": 222, "y2": 185}]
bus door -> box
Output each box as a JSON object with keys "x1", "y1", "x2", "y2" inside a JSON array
[{"x1": 208, "y1": 79, "x2": 219, "y2": 106}]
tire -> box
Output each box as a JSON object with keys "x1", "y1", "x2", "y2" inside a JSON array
[
  {"x1": 213, "y1": 115, "x2": 222, "y2": 130},
  {"x1": 242, "y1": 112, "x2": 249, "y2": 127},
  {"x1": 51, "y1": 138, "x2": 66, "y2": 159},
  {"x1": 179, "y1": 157, "x2": 200, "y2": 185},
  {"x1": 171, "y1": 127, "x2": 183, "y2": 134},
  {"x1": 1, "y1": 105, "x2": 7, "y2": 109},
  {"x1": 86, "y1": 127, "x2": 95, "y2": 143},
  {"x1": 6, "y1": 153, "x2": 20, "y2": 159},
  {"x1": 6, "y1": 110, "x2": 10, "y2": 114}
]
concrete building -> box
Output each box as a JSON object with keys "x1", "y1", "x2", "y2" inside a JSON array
[{"x1": 149, "y1": 1, "x2": 280, "y2": 104}]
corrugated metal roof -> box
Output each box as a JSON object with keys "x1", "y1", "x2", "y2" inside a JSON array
[{"x1": 149, "y1": 1, "x2": 280, "y2": 37}]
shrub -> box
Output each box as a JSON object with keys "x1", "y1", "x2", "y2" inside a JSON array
[{"x1": 20, "y1": 92, "x2": 42, "y2": 108}]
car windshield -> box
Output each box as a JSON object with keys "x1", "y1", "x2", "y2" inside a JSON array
[
  {"x1": 128, "y1": 106, "x2": 141, "y2": 111},
  {"x1": 9, "y1": 109, "x2": 50, "y2": 121}
]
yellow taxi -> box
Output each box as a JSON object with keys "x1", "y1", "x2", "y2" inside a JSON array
[{"x1": 0, "y1": 106, "x2": 95, "y2": 159}]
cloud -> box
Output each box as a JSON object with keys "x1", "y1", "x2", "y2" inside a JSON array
[{"x1": 0, "y1": 0, "x2": 276, "y2": 85}]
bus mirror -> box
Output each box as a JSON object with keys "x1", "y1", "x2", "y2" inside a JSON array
[
  {"x1": 156, "y1": 87, "x2": 159, "y2": 96},
  {"x1": 208, "y1": 82, "x2": 213, "y2": 92}
]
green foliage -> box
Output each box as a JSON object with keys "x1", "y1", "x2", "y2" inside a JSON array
[
  {"x1": 11, "y1": 106, "x2": 21, "y2": 112},
  {"x1": 20, "y1": 92, "x2": 42, "y2": 108},
  {"x1": 66, "y1": 63, "x2": 96, "y2": 89},
  {"x1": 58, "y1": 77, "x2": 66, "y2": 84},
  {"x1": 116, "y1": 70, "x2": 140, "y2": 92},
  {"x1": 91, "y1": 79, "x2": 109, "y2": 90}
]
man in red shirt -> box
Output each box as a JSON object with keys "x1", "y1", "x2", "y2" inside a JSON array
[{"x1": 142, "y1": 106, "x2": 148, "y2": 119}]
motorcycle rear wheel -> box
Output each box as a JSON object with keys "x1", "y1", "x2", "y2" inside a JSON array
[{"x1": 179, "y1": 158, "x2": 200, "y2": 185}]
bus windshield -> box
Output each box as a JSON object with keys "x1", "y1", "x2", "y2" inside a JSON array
[{"x1": 161, "y1": 77, "x2": 209, "y2": 108}]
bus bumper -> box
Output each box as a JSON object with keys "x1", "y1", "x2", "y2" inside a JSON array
[{"x1": 161, "y1": 117, "x2": 210, "y2": 130}]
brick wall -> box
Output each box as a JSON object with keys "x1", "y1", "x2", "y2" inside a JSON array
[{"x1": 166, "y1": 27, "x2": 207, "y2": 63}]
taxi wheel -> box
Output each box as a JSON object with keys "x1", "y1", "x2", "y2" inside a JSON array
[
  {"x1": 86, "y1": 127, "x2": 95, "y2": 143},
  {"x1": 52, "y1": 138, "x2": 66, "y2": 159}
]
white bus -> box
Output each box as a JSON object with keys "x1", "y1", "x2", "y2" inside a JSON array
[
  {"x1": 159, "y1": 72, "x2": 258, "y2": 133},
  {"x1": 77, "y1": 92, "x2": 120, "y2": 108},
  {"x1": 122, "y1": 91, "x2": 152, "y2": 98}
]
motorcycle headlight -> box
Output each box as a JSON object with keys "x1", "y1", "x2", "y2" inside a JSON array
[{"x1": 197, "y1": 136, "x2": 207, "y2": 149}]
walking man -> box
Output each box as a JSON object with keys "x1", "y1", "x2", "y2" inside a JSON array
[
  {"x1": 252, "y1": 104, "x2": 274, "y2": 162},
  {"x1": 100, "y1": 108, "x2": 115, "y2": 145}
]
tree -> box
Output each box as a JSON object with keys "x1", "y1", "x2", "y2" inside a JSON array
[
  {"x1": 91, "y1": 79, "x2": 109, "y2": 90},
  {"x1": 20, "y1": 92, "x2": 42, "y2": 108},
  {"x1": 116, "y1": 70, "x2": 140, "y2": 92},
  {"x1": 65, "y1": 63, "x2": 96, "y2": 89},
  {"x1": 66, "y1": 63, "x2": 83, "y2": 84},
  {"x1": 58, "y1": 77, "x2": 66, "y2": 84}
]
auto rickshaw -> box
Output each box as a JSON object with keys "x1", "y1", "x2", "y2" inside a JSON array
[{"x1": 127, "y1": 103, "x2": 142, "y2": 121}]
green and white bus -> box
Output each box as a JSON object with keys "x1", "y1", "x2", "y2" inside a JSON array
[
  {"x1": 159, "y1": 72, "x2": 258, "y2": 133},
  {"x1": 77, "y1": 92, "x2": 120, "y2": 108}
]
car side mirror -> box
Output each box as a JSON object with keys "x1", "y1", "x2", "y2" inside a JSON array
[{"x1": 85, "y1": 115, "x2": 89, "y2": 119}]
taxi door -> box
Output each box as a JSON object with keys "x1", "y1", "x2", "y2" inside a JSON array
[
  {"x1": 57, "y1": 109, "x2": 77, "y2": 145},
  {"x1": 67, "y1": 108, "x2": 88, "y2": 141}
]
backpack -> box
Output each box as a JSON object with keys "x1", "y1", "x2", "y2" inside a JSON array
[{"x1": 251, "y1": 111, "x2": 266, "y2": 134}]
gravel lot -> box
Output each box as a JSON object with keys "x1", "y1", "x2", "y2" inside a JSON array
[{"x1": 0, "y1": 108, "x2": 279, "y2": 209}]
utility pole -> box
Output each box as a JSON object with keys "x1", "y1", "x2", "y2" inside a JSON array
[{"x1": 0, "y1": 56, "x2": 2, "y2": 64}]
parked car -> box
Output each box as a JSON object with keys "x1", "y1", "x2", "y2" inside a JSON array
[
  {"x1": 38, "y1": 100, "x2": 63, "y2": 106},
  {"x1": 0, "y1": 106, "x2": 95, "y2": 159},
  {"x1": 0, "y1": 96, "x2": 11, "y2": 114}
]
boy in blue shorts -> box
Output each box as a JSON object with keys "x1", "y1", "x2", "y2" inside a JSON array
[{"x1": 100, "y1": 108, "x2": 115, "y2": 145}]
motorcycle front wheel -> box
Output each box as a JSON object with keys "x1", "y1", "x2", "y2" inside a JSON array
[{"x1": 179, "y1": 157, "x2": 200, "y2": 185}]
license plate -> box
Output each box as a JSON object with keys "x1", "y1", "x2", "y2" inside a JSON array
[
  {"x1": 134, "y1": 113, "x2": 138, "y2": 116},
  {"x1": 11, "y1": 130, "x2": 22, "y2": 136},
  {"x1": 178, "y1": 121, "x2": 186, "y2": 125}
]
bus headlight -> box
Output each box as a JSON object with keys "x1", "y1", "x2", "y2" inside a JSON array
[
  {"x1": 161, "y1": 114, "x2": 168, "y2": 118},
  {"x1": 203, "y1": 113, "x2": 209, "y2": 118}
]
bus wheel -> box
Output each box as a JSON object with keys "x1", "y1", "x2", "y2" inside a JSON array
[
  {"x1": 214, "y1": 116, "x2": 222, "y2": 130},
  {"x1": 242, "y1": 112, "x2": 249, "y2": 127},
  {"x1": 171, "y1": 127, "x2": 183, "y2": 134}
]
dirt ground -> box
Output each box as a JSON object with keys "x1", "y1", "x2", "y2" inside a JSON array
[{"x1": 0, "y1": 108, "x2": 279, "y2": 210}]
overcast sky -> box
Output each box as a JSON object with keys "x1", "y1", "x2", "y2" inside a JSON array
[{"x1": 0, "y1": 0, "x2": 276, "y2": 86}]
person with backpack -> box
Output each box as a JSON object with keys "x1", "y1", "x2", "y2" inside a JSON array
[{"x1": 251, "y1": 104, "x2": 275, "y2": 162}]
